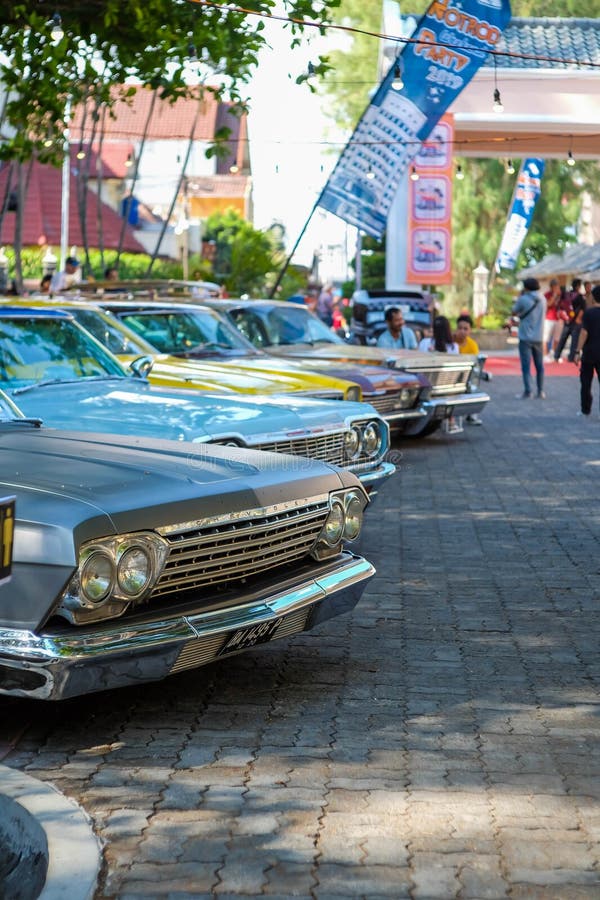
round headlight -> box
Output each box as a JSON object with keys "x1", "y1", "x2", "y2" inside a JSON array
[
  {"x1": 346, "y1": 386, "x2": 361, "y2": 402},
  {"x1": 117, "y1": 546, "x2": 153, "y2": 597},
  {"x1": 323, "y1": 498, "x2": 345, "y2": 546},
  {"x1": 344, "y1": 427, "x2": 361, "y2": 458},
  {"x1": 400, "y1": 388, "x2": 411, "y2": 403},
  {"x1": 344, "y1": 492, "x2": 364, "y2": 541},
  {"x1": 80, "y1": 551, "x2": 114, "y2": 603},
  {"x1": 362, "y1": 422, "x2": 381, "y2": 457}
]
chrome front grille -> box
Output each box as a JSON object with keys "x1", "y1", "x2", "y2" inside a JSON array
[
  {"x1": 369, "y1": 391, "x2": 418, "y2": 414},
  {"x1": 153, "y1": 499, "x2": 330, "y2": 599},
  {"x1": 255, "y1": 432, "x2": 353, "y2": 466},
  {"x1": 404, "y1": 367, "x2": 470, "y2": 396}
]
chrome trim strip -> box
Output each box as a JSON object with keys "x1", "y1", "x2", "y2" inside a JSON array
[{"x1": 157, "y1": 494, "x2": 330, "y2": 536}]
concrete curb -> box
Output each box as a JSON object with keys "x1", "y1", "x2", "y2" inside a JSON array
[{"x1": 0, "y1": 766, "x2": 101, "y2": 900}]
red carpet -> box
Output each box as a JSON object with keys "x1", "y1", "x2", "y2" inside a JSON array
[{"x1": 484, "y1": 356, "x2": 579, "y2": 377}]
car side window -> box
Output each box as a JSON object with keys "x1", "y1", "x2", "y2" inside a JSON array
[{"x1": 230, "y1": 311, "x2": 268, "y2": 348}]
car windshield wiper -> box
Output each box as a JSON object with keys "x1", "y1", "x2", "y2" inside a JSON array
[
  {"x1": 1, "y1": 417, "x2": 43, "y2": 427},
  {"x1": 11, "y1": 374, "x2": 122, "y2": 395}
]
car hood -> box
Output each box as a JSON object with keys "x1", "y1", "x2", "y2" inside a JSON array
[
  {"x1": 140, "y1": 355, "x2": 351, "y2": 396},
  {"x1": 5, "y1": 379, "x2": 377, "y2": 445},
  {"x1": 268, "y1": 344, "x2": 475, "y2": 370},
  {"x1": 297, "y1": 360, "x2": 427, "y2": 391}
]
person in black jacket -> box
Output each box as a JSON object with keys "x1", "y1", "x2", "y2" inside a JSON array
[{"x1": 575, "y1": 284, "x2": 600, "y2": 417}]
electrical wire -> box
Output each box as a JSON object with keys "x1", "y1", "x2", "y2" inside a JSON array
[{"x1": 186, "y1": 0, "x2": 600, "y2": 70}]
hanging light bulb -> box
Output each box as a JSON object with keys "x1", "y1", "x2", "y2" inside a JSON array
[
  {"x1": 391, "y1": 61, "x2": 404, "y2": 91},
  {"x1": 455, "y1": 164, "x2": 465, "y2": 181},
  {"x1": 410, "y1": 166, "x2": 419, "y2": 182},
  {"x1": 125, "y1": 153, "x2": 134, "y2": 168},
  {"x1": 50, "y1": 12, "x2": 64, "y2": 43},
  {"x1": 493, "y1": 88, "x2": 504, "y2": 114},
  {"x1": 506, "y1": 159, "x2": 515, "y2": 175},
  {"x1": 43, "y1": 135, "x2": 53, "y2": 148},
  {"x1": 76, "y1": 148, "x2": 86, "y2": 160},
  {"x1": 187, "y1": 43, "x2": 197, "y2": 60},
  {"x1": 567, "y1": 149, "x2": 576, "y2": 167},
  {"x1": 229, "y1": 163, "x2": 239, "y2": 174},
  {"x1": 366, "y1": 167, "x2": 375, "y2": 181}
]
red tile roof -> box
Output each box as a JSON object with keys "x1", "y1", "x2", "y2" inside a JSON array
[
  {"x1": 0, "y1": 160, "x2": 145, "y2": 253},
  {"x1": 187, "y1": 175, "x2": 251, "y2": 198},
  {"x1": 71, "y1": 85, "x2": 219, "y2": 141},
  {"x1": 72, "y1": 142, "x2": 135, "y2": 179}
]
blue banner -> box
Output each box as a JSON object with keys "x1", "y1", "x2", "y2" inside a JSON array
[
  {"x1": 496, "y1": 158, "x2": 545, "y2": 271},
  {"x1": 318, "y1": 0, "x2": 512, "y2": 238}
]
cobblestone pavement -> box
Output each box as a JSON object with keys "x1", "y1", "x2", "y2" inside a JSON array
[{"x1": 2, "y1": 372, "x2": 600, "y2": 899}]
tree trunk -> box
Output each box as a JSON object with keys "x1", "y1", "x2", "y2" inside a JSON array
[
  {"x1": 116, "y1": 87, "x2": 158, "y2": 266},
  {"x1": 146, "y1": 97, "x2": 201, "y2": 276}
]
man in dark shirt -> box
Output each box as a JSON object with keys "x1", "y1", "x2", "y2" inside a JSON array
[{"x1": 575, "y1": 284, "x2": 600, "y2": 417}]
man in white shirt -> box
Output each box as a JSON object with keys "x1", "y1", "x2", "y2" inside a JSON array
[
  {"x1": 376, "y1": 307, "x2": 418, "y2": 350},
  {"x1": 50, "y1": 256, "x2": 81, "y2": 293}
]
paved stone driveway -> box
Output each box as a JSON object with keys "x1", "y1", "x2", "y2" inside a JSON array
[{"x1": 2, "y1": 372, "x2": 600, "y2": 898}]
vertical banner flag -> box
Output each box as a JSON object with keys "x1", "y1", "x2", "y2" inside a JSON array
[
  {"x1": 495, "y1": 158, "x2": 545, "y2": 271},
  {"x1": 407, "y1": 114, "x2": 454, "y2": 284},
  {"x1": 318, "y1": 0, "x2": 512, "y2": 238}
]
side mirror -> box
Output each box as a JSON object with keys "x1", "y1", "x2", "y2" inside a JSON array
[{"x1": 129, "y1": 355, "x2": 154, "y2": 379}]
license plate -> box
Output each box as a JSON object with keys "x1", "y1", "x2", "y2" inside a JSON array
[
  {"x1": 218, "y1": 617, "x2": 283, "y2": 655},
  {"x1": 0, "y1": 496, "x2": 15, "y2": 586}
]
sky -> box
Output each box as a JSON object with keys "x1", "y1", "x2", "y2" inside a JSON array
[{"x1": 245, "y1": 19, "x2": 358, "y2": 275}]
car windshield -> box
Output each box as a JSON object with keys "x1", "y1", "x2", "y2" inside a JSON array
[
  {"x1": 69, "y1": 309, "x2": 151, "y2": 356},
  {"x1": 0, "y1": 315, "x2": 125, "y2": 389},
  {"x1": 229, "y1": 306, "x2": 343, "y2": 348},
  {"x1": 116, "y1": 309, "x2": 254, "y2": 357}
]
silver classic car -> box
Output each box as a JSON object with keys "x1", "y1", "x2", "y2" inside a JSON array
[{"x1": 0, "y1": 391, "x2": 375, "y2": 700}]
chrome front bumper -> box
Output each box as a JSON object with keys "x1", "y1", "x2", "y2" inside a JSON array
[
  {"x1": 356, "y1": 461, "x2": 396, "y2": 495},
  {"x1": 403, "y1": 391, "x2": 490, "y2": 436},
  {"x1": 0, "y1": 553, "x2": 375, "y2": 701}
]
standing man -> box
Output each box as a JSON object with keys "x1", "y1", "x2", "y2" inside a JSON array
[
  {"x1": 316, "y1": 283, "x2": 335, "y2": 327},
  {"x1": 575, "y1": 284, "x2": 600, "y2": 417},
  {"x1": 513, "y1": 277, "x2": 547, "y2": 399},
  {"x1": 376, "y1": 307, "x2": 418, "y2": 350}
]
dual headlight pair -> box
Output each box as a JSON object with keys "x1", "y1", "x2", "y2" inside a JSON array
[
  {"x1": 343, "y1": 420, "x2": 382, "y2": 460},
  {"x1": 311, "y1": 488, "x2": 367, "y2": 561},
  {"x1": 58, "y1": 533, "x2": 168, "y2": 625}
]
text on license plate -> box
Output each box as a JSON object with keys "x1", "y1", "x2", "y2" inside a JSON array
[{"x1": 218, "y1": 617, "x2": 283, "y2": 655}]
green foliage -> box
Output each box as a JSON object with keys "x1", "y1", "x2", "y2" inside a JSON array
[
  {"x1": 203, "y1": 208, "x2": 279, "y2": 296},
  {"x1": 0, "y1": 0, "x2": 343, "y2": 163},
  {"x1": 3, "y1": 246, "x2": 186, "y2": 285}
]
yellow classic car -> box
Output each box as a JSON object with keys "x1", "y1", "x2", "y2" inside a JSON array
[{"x1": 0, "y1": 297, "x2": 363, "y2": 402}]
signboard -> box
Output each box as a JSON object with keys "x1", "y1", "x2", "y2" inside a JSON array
[
  {"x1": 319, "y1": 0, "x2": 512, "y2": 238},
  {"x1": 0, "y1": 496, "x2": 15, "y2": 586},
  {"x1": 495, "y1": 158, "x2": 545, "y2": 271},
  {"x1": 407, "y1": 114, "x2": 453, "y2": 284}
]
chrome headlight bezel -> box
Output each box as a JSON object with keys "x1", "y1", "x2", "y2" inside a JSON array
[
  {"x1": 311, "y1": 487, "x2": 368, "y2": 560},
  {"x1": 343, "y1": 426, "x2": 362, "y2": 459},
  {"x1": 345, "y1": 385, "x2": 362, "y2": 403},
  {"x1": 361, "y1": 421, "x2": 382, "y2": 457},
  {"x1": 58, "y1": 532, "x2": 169, "y2": 625}
]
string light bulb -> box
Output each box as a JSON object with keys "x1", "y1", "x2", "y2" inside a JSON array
[
  {"x1": 125, "y1": 153, "x2": 134, "y2": 168},
  {"x1": 229, "y1": 163, "x2": 239, "y2": 174},
  {"x1": 76, "y1": 147, "x2": 86, "y2": 160},
  {"x1": 567, "y1": 149, "x2": 575, "y2": 167},
  {"x1": 391, "y1": 61, "x2": 404, "y2": 91},
  {"x1": 493, "y1": 87, "x2": 504, "y2": 114},
  {"x1": 50, "y1": 12, "x2": 64, "y2": 43},
  {"x1": 455, "y1": 164, "x2": 464, "y2": 181},
  {"x1": 306, "y1": 62, "x2": 318, "y2": 85},
  {"x1": 366, "y1": 167, "x2": 375, "y2": 181},
  {"x1": 410, "y1": 166, "x2": 419, "y2": 182},
  {"x1": 506, "y1": 159, "x2": 515, "y2": 175}
]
